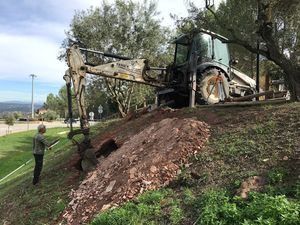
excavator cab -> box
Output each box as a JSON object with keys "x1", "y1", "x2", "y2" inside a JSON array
[{"x1": 171, "y1": 30, "x2": 231, "y2": 77}]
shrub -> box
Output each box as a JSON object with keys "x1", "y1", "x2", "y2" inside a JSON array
[
  {"x1": 267, "y1": 168, "x2": 285, "y2": 184},
  {"x1": 90, "y1": 189, "x2": 182, "y2": 225},
  {"x1": 4, "y1": 114, "x2": 15, "y2": 126},
  {"x1": 43, "y1": 110, "x2": 58, "y2": 121},
  {"x1": 13, "y1": 111, "x2": 23, "y2": 119},
  {"x1": 4, "y1": 113, "x2": 15, "y2": 133},
  {"x1": 195, "y1": 189, "x2": 300, "y2": 225}
]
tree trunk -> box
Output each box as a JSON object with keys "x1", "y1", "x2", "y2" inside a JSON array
[
  {"x1": 281, "y1": 65, "x2": 300, "y2": 101},
  {"x1": 265, "y1": 71, "x2": 270, "y2": 92},
  {"x1": 266, "y1": 57, "x2": 300, "y2": 101},
  {"x1": 259, "y1": 24, "x2": 300, "y2": 100},
  {"x1": 256, "y1": 0, "x2": 300, "y2": 100},
  {"x1": 105, "y1": 78, "x2": 134, "y2": 117},
  {"x1": 117, "y1": 104, "x2": 127, "y2": 118}
]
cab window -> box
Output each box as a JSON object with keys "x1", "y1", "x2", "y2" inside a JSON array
[
  {"x1": 214, "y1": 38, "x2": 230, "y2": 66},
  {"x1": 194, "y1": 33, "x2": 212, "y2": 63},
  {"x1": 175, "y1": 44, "x2": 189, "y2": 66}
]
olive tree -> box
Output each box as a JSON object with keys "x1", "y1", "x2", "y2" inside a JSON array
[{"x1": 62, "y1": 0, "x2": 173, "y2": 117}]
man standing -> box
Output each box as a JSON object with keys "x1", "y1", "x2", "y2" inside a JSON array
[{"x1": 32, "y1": 124, "x2": 51, "y2": 185}]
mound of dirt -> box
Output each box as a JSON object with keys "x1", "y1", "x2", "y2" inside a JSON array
[{"x1": 62, "y1": 118, "x2": 210, "y2": 224}]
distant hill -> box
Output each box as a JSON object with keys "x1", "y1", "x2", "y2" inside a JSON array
[{"x1": 0, "y1": 101, "x2": 43, "y2": 113}]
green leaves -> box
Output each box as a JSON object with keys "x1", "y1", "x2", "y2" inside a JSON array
[
  {"x1": 267, "y1": 168, "x2": 286, "y2": 185},
  {"x1": 43, "y1": 110, "x2": 58, "y2": 121},
  {"x1": 63, "y1": 0, "x2": 174, "y2": 116},
  {"x1": 45, "y1": 86, "x2": 73, "y2": 118},
  {"x1": 195, "y1": 189, "x2": 300, "y2": 225},
  {"x1": 4, "y1": 113, "x2": 15, "y2": 126},
  {"x1": 67, "y1": 0, "x2": 172, "y2": 65},
  {"x1": 91, "y1": 189, "x2": 182, "y2": 225}
]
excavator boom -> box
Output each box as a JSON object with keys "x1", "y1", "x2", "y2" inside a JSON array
[{"x1": 64, "y1": 44, "x2": 166, "y2": 141}]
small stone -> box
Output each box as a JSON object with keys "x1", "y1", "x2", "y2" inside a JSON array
[
  {"x1": 150, "y1": 166, "x2": 157, "y2": 173},
  {"x1": 129, "y1": 167, "x2": 137, "y2": 179},
  {"x1": 72, "y1": 204, "x2": 77, "y2": 211},
  {"x1": 283, "y1": 156, "x2": 288, "y2": 160},
  {"x1": 101, "y1": 204, "x2": 111, "y2": 211},
  {"x1": 81, "y1": 180, "x2": 87, "y2": 185},
  {"x1": 185, "y1": 163, "x2": 192, "y2": 168},
  {"x1": 111, "y1": 204, "x2": 118, "y2": 210},
  {"x1": 105, "y1": 180, "x2": 116, "y2": 193},
  {"x1": 142, "y1": 180, "x2": 152, "y2": 185},
  {"x1": 163, "y1": 180, "x2": 170, "y2": 186},
  {"x1": 127, "y1": 194, "x2": 134, "y2": 199},
  {"x1": 69, "y1": 199, "x2": 75, "y2": 206}
]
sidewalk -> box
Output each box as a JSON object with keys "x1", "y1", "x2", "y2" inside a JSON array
[
  {"x1": 0, "y1": 121, "x2": 100, "y2": 136},
  {"x1": 0, "y1": 121, "x2": 76, "y2": 136}
]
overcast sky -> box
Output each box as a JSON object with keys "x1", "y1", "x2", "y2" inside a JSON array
[{"x1": 0, "y1": 0, "x2": 221, "y2": 103}]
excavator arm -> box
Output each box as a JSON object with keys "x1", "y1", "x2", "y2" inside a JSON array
[{"x1": 64, "y1": 44, "x2": 166, "y2": 142}]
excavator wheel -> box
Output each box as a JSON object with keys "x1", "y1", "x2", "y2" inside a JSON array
[{"x1": 197, "y1": 68, "x2": 229, "y2": 104}]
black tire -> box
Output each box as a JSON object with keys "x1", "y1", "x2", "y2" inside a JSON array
[{"x1": 197, "y1": 68, "x2": 229, "y2": 104}]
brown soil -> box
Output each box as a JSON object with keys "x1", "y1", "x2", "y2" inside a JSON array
[{"x1": 62, "y1": 117, "x2": 210, "y2": 224}]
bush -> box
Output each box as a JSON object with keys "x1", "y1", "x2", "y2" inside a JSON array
[
  {"x1": 4, "y1": 114, "x2": 15, "y2": 126},
  {"x1": 267, "y1": 168, "x2": 285, "y2": 184},
  {"x1": 90, "y1": 189, "x2": 182, "y2": 225},
  {"x1": 43, "y1": 110, "x2": 58, "y2": 121},
  {"x1": 13, "y1": 111, "x2": 23, "y2": 120},
  {"x1": 195, "y1": 189, "x2": 300, "y2": 225}
]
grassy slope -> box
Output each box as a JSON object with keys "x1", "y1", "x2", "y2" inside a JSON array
[
  {"x1": 0, "y1": 104, "x2": 299, "y2": 225},
  {"x1": 0, "y1": 121, "x2": 119, "y2": 225}
]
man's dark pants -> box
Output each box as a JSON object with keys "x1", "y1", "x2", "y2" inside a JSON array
[{"x1": 33, "y1": 154, "x2": 44, "y2": 185}]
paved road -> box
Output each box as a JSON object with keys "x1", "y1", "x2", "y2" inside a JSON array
[{"x1": 0, "y1": 121, "x2": 79, "y2": 136}]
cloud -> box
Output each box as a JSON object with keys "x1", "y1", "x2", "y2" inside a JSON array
[
  {"x1": 0, "y1": 0, "x2": 99, "y2": 25},
  {"x1": 0, "y1": 0, "x2": 102, "y2": 86},
  {"x1": 0, "y1": 33, "x2": 67, "y2": 84},
  {"x1": 0, "y1": 0, "x2": 101, "y2": 102},
  {"x1": 0, "y1": 20, "x2": 66, "y2": 42}
]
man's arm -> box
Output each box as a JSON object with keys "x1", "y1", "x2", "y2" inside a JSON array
[{"x1": 37, "y1": 134, "x2": 50, "y2": 147}]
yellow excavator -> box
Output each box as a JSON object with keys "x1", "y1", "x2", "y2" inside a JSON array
[{"x1": 63, "y1": 29, "x2": 257, "y2": 164}]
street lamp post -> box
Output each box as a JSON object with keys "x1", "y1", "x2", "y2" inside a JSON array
[{"x1": 29, "y1": 74, "x2": 37, "y2": 118}]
